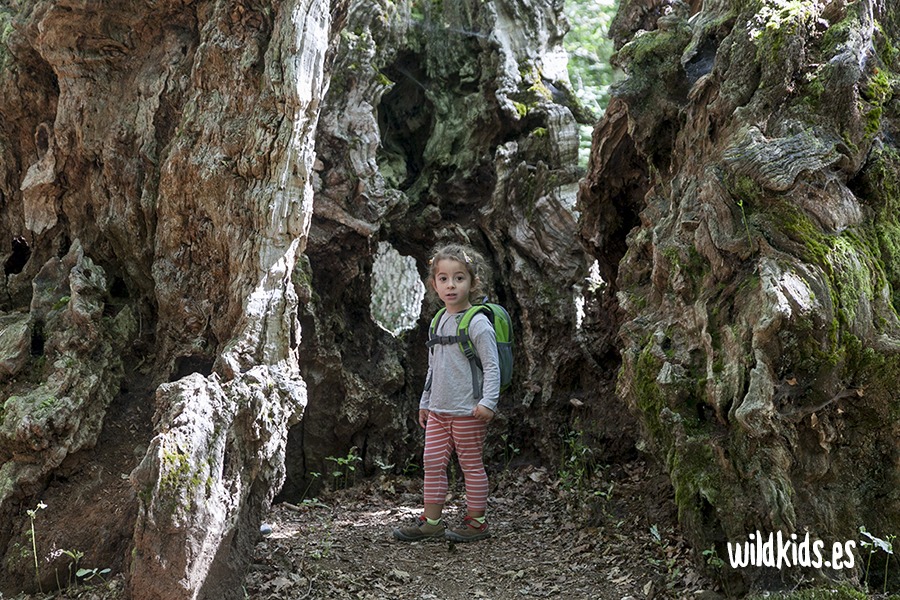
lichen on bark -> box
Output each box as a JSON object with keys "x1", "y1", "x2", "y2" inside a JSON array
[
  {"x1": 583, "y1": 0, "x2": 900, "y2": 592},
  {"x1": 0, "y1": 0, "x2": 347, "y2": 597}
]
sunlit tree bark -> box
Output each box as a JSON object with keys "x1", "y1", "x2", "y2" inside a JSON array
[{"x1": 582, "y1": 0, "x2": 900, "y2": 592}]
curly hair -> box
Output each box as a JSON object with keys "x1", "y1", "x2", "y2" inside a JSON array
[{"x1": 427, "y1": 243, "x2": 491, "y2": 302}]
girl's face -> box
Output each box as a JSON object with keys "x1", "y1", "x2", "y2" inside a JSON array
[{"x1": 432, "y1": 258, "x2": 474, "y2": 313}]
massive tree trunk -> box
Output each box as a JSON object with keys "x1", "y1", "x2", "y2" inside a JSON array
[
  {"x1": 282, "y1": 0, "x2": 632, "y2": 500},
  {"x1": 581, "y1": 0, "x2": 900, "y2": 592},
  {"x1": 0, "y1": 0, "x2": 346, "y2": 597},
  {"x1": 12, "y1": 0, "x2": 898, "y2": 595},
  {"x1": 0, "y1": 0, "x2": 627, "y2": 596}
]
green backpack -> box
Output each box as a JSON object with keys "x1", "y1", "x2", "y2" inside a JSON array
[{"x1": 425, "y1": 302, "x2": 514, "y2": 400}]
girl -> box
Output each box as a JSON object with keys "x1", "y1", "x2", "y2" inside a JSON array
[{"x1": 393, "y1": 243, "x2": 501, "y2": 543}]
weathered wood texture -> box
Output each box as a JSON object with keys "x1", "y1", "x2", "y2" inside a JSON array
[
  {"x1": 0, "y1": 0, "x2": 346, "y2": 597},
  {"x1": 581, "y1": 0, "x2": 900, "y2": 592},
  {"x1": 0, "y1": 0, "x2": 628, "y2": 596}
]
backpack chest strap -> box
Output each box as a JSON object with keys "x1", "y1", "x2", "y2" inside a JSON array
[{"x1": 426, "y1": 331, "x2": 471, "y2": 347}]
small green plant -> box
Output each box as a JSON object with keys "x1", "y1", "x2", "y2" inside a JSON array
[
  {"x1": 649, "y1": 524, "x2": 683, "y2": 591},
  {"x1": 51, "y1": 295, "x2": 70, "y2": 311},
  {"x1": 76, "y1": 566, "x2": 111, "y2": 583},
  {"x1": 309, "y1": 525, "x2": 334, "y2": 560},
  {"x1": 300, "y1": 471, "x2": 321, "y2": 502},
  {"x1": 702, "y1": 544, "x2": 725, "y2": 569},
  {"x1": 563, "y1": 0, "x2": 621, "y2": 168},
  {"x1": 374, "y1": 458, "x2": 395, "y2": 473},
  {"x1": 500, "y1": 433, "x2": 520, "y2": 469},
  {"x1": 736, "y1": 197, "x2": 753, "y2": 248},
  {"x1": 62, "y1": 549, "x2": 84, "y2": 588},
  {"x1": 559, "y1": 425, "x2": 596, "y2": 490},
  {"x1": 402, "y1": 457, "x2": 420, "y2": 476},
  {"x1": 592, "y1": 481, "x2": 615, "y2": 501},
  {"x1": 702, "y1": 545, "x2": 732, "y2": 597},
  {"x1": 860, "y1": 526, "x2": 896, "y2": 594},
  {"x1": 26, "y1": 501, "x2": 47, "y2": 592},
  {"x1": 325, "y1": 447, "x2": 362, "y2": 490}
]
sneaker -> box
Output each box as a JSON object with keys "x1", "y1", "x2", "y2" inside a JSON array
[
  {"x1": 392, "y1": 515, "x2": 445, "y2": 541},
  {"x1": 445, "y1": 515, "x2": 491, "y2": 542}
]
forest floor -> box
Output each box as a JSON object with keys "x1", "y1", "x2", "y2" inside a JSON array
[
  {"x1": 242, "y1": 458, "x2": 721, "y2": 600},
  {"x1": 8, "y1": 455, "x2": 728, "y2": 600},
  {"x1": 9, "y1": 454, "x2": 891, "y2": 599}
]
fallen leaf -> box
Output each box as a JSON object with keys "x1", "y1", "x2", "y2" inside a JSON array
[
  {"x1": 390, "y1": 568, "x2": 412, "y2": 583},
  {"x1": 271, "y1": 576, "x2": 293, "y2": 592}
]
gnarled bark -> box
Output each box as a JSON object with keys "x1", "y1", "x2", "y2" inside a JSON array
[
  {"x1": 582, "y1": 0, "x2": 900, "y2": 592},
  {"x1": 283, "y1": 0, "x2": 630, "y2": 501},
  {"x1": 0, "y1": 0, "x2": 346, "y2": 597}
]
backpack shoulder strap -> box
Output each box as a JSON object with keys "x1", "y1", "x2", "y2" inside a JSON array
[
  {"x1": 429, "y1": 307, "x2": 447, "y2": 335},
  {"x1": 425, "y1": 307, "x2": 465, "y2": 348},
  {"x1": 458, "y1": 305, "x2": 493, "y2": 328},
  {"x1": 456, "y1": 305, "x2": 492, "y2": 360},
  {"x1": 459, "y1": 305, "x2": 495, "y2": 400}
]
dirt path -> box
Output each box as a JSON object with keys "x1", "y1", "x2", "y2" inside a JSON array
[
  {"x1": 9, "y1": 458, "x2": 718, "y2": 600},
  {"x1": 244, "y1": 460, "x2": 719, "y2": 599}
]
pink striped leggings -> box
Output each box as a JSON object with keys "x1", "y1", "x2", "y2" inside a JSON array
[{"x1": 423, "y1": 412, "x2": 489, "y2": 512}]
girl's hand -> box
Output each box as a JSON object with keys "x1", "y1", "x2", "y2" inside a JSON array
[
  {"x1": 473, "y1": 405, "x2": 494, "y2": 423},
  {"x1": 418, "y1": 409, "x2": 430, "y2": 428}
]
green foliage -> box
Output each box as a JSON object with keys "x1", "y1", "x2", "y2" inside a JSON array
[
  {"x1": 771, "y1": 199, "x2": 833, "y2": 266},
  {"x1": 0, "y1": 5, "x2": 15, "y2": 72},
  {"x1": 860, "y1": 67, "x2": 896, "y2": 140},
  {"x1": 747, "y1": 587, "x2": 869, "y2": 600},
  {"x1": 300, "y1": 471, "x2": 321, "y2": 503},
  {"x1": 649, "y1": 523, "x2": 684, "y2": 592},
  {"x1": 326, "y1": 447, "x2": 362, "y2": 490},
  {"x1": 860, "y1": 526, "x2": 897, "y2": 595},
  {"x1": 512, "y1": 100, "x2": 528, "y2": 117},
  {"x1": 76, "y1": 566, "x2": 111, "y2": 584},
  {"x1": 61, "y1": 549, "x2": 83, "y2": 589},
  {"x1": 563, "y1": 0, "x2": 620, "y2": 115},
  {"x1": 854, "y1": 146, "x2": 900, "y2": 311},
  {"x1": 160, "y1": 450, "x2": 193, "y2": 494},
  {"x1": 563, "y1": 0, "x2": 621, "y2": 166},
  {"x1": 156, "y1": 448, "x2": 211, "y2": 516},
  {"x1": 51, "y1": 296, "x2": 70, "y2": 311},
  {"x1": 53, "y1": 549, "x2": 110, "y2": 591},
  {"x1": 725, "y1": 173, "x2": 761, "y2": 248},
  {"x1": 558, "y1": 423, "x2": 598, "y2": 490},
  {"x1": 402, "y1": 457, "x2": 421, "y2": 476},
  {"x1": 874, "y1": 21, "x2": 900, "y2": 68},
  {"x1": 748, "y1": 0, "x2": 819, "y2": 59},
  {"x1": 500, "y1": 433, "x2": 520, "y2": 469},
  {"x1": 862, "y1": 68, "x2": 893, "y2": 105},
  {"x1": 702, "y1": 545, "x2": 725, "y2": 569}
]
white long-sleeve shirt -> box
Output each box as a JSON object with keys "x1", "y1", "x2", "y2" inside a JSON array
[{"x1": 420, "y1": 311, "x2": 500, "y2": 415}]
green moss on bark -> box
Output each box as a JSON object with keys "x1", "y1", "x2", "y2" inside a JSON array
[
  {"x1": 747, "y1": 0, "x2": 818, "y2": 60},
  {"x1": 856, "y1": 146, "x2": 900, "y2": 312}
]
